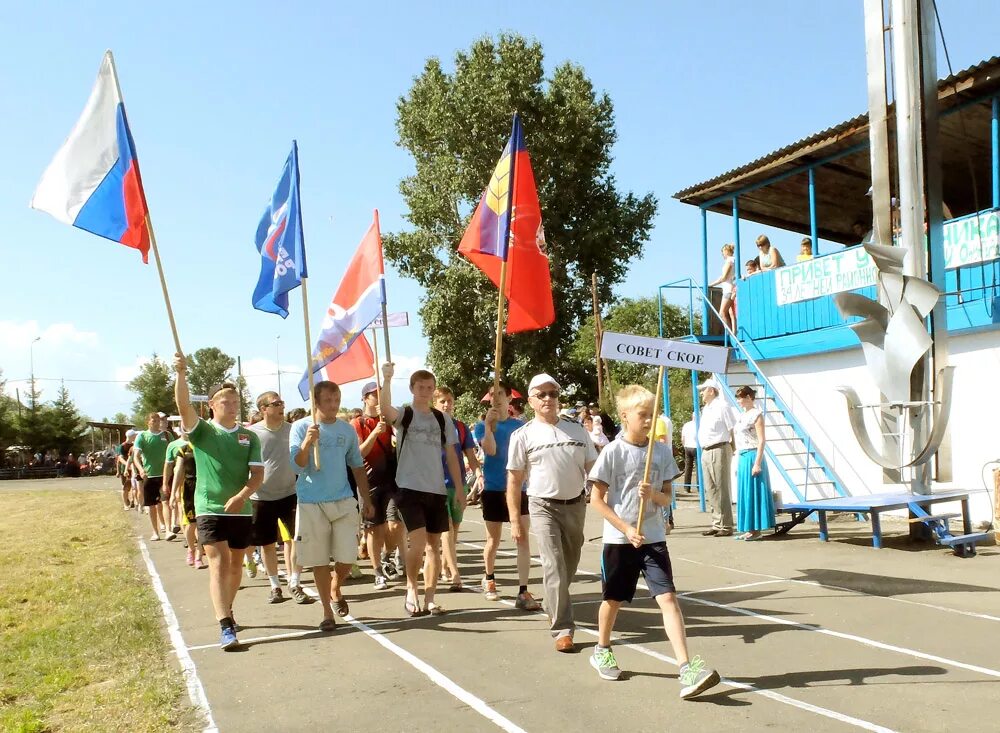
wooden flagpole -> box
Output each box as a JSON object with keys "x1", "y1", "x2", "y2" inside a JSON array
[
  {"x1": 104, "y1": 53, "x2": 182, "y2": 356},
  {"x1": 492, "y1": 114, "x2": 519, "y2": 395},
  {"x1": 591, "y1": 272, "x2": 604, "y2": 405},
  {"x1": 370, "y1": 327, "x2": 383, "y2": 409},
  {"x1": 301, "y1": 277, "x2": 321, "y2": 469},
  {"x1": 374, "y1": 210, "x2": 392, "y2": 368},
  {"x1": 635, "y1": 365, "x2": 666, "y2": 535}
]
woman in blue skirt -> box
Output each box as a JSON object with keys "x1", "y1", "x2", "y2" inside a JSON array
[{"x1": 733, "y1": 385, "x2": 774, "y2": 540}]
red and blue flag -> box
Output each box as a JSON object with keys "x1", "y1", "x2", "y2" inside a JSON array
[
  {"x1": 458, "y1": 113, "x2": 554, "y2": 333},
  {"x1": 31, "y1": 51, "x2": 150, "y2": 262},
  {"x1": 252, "y1": 142, "x2": 308, "y2": 318}
]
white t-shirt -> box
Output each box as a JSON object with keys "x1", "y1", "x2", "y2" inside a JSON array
[
  {"x1": 734, "y1": 406, "x2": 763, "y2": 451},
  {"x1": 589, "y1": 438, "x2": 680, "y2": 545},
  {"x1": 697, "y1": 398, "x2": 737, "y2": 447},
  {"x1": 681, "y1": 420, "x2": 697, "y2": 449},
  {"x1": 507, "y1": 418, "x2": 598, "y2": 500}
]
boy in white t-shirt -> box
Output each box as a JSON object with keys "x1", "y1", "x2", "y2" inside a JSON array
[{"x1": 588, "y1": 385, "x2": 720, "y2": 699}]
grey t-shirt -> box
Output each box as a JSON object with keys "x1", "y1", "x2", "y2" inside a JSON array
[
  {"x1": 392, "y1": 407, "x2": 458, "y2": 496},
  {"x1": 588, "y1": 437, "x2": 680, "y2": 545},
  {"x1": 249, "y1": 422, "x2": 298, "y2": 501}
]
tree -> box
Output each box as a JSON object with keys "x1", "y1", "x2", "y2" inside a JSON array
[
  {"x1": 48, "y1": 383, "x2": 87, "y2": 456},
  {"x1": 127, "y1": 355, "x2": 175, "y2": 425},
  {"x1": 569, "y1": 296, "x2": 703, "y2": 444},
  {"x1": 112, "y1": 412, "x2": 130, "y2": 425},
  {"x1": 186, "y1": 347, "x2": 236, "y2": 397},
  {"x1": 386, "y1": 33, "x2": 656, "y2": 402},
  {"x1": 17, "y1": 381, "x2": 50, "y2": 455},
  {"x1": 0, "y1": 369, "x2": 21, "y2": 454}
]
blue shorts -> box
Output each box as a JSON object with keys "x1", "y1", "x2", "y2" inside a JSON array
[{"x1": 601, "y1": 542, "x2": 675, "y2": 602}]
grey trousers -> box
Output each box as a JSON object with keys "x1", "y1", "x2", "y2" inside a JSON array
[
  {"x1": 702, "y1": 444, "x2": 734, "y2": 531},
  {"x1": 528, "y1": 496, "x2": 586, "y2": 639}
]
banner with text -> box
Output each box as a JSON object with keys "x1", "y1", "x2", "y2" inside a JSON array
[{"x1": 600, "y1": 331, "x2": 730, "y2": 373}]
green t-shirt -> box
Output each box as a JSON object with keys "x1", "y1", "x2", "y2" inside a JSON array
[
  {"x1": 165, "y1": 438, "x2": 187, "y2": 463},
  {"x1": 187, "y1": 419, "x2": 262, "y2": 516},
  {"x1": 134, "y1": 430, "x2": 171, "y2": 477}
]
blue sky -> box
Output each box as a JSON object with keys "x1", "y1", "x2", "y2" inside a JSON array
[{"x1": 2, "y1": 1, "x2": 997, "y2": 420}]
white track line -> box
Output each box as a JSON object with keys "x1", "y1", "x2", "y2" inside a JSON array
[
  {"x1": 340, "y1": 614, "x2": 528, "y2": 733},
  {"x1": 679, "y1": 557, "x2": 1000, "y2": 623},
  {"x1": 492, "y1": 596, "x2": 895, "y2": 733},
  {"x1": 138, "y1": 539, "x2": 218, "y2": 733}
]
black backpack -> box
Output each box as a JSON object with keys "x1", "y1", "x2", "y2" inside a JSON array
[{"x1": 397, "y1": 406, "x2": 447, "y2": 460}]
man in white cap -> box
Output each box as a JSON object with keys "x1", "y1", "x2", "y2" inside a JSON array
[
  {"x1": 508, "y1": 373, "x2": 597, "y2": 652},
  {"x1": 697, "y1": 377, "x2": 736, "y2": 537}
]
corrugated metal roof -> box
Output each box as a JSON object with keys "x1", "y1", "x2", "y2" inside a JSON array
[{"x1": 674, "y1": 55, "x2": 1000, "y2": 203}]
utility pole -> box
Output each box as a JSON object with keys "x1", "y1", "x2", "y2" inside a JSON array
[
  {"x1": 237, "y1": 355, "x2": 246, "y2": 424},
  {"x1": 276, "y1": 335, "x2": 282, "y2": 396},
  {"x1": 29, "y1": 336, "x2": 41, "y2": 413}
]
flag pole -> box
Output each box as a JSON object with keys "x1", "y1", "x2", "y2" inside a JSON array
[
  {"x1": 591, "y1": 272, "x2": 604, "y2": 406},
  {"x1": 104, "y1": 52, "x2": 182, "y2": 356},
  {"x1": 369, "y1": 327, "x2": 384, "y2": 422},
  {"x1": 492, "y1": 113, "x2": 519, "y2": 395},
  {"x1": 635, "y1": 365, "x2": 666, "y2": 535},
  {"x1": 374, "y1": 210, "x2": 392, "y2": 366},
  {"x1": 301, "y1": 278, "x2": 321, "y2": 469}
]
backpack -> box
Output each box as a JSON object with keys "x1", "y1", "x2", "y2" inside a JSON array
[{"x1": 397, "y1": 406, "x2": 447, "y2": 460}]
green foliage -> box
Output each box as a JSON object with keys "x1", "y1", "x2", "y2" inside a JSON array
[
  {"x1": 0, "y1": 370, "x2": 21, "y2": 453},
  {"x1": 112, "y1": 412, "x2": 130, "y2": 425},
  {"x1": 126, "y1": 355, "x2": 175, "y2": 425},
  {"x1": 48, "y1": 384, "x2": 87, "y2": 456},
  {"x1": 186, "y1": 347, "x2": 236, "y2": 397},
  {"x1": 387, "y1": 33, "x2": 656, "y2": 403}
]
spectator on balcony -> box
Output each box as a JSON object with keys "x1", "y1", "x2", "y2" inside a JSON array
[
  {"x1": 708, "y1": 243, "x2": 736, "y2": 333},
  {"x1": 797, "y1": 237, "x2": 813, "y2": 262},
  {"x1": 755, "y1": 235, "x2": 785, "y2": 271},
  {"x1": 744, "y1": 259, "x2": 761, "y2": 277}
]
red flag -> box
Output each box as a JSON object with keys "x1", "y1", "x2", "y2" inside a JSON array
[
  {"x1": 317, "y1": 336, "x2": 375, "y2": 386},
  {"x1": 458, "y1": 115, "x2": 554, "y2": 333}
]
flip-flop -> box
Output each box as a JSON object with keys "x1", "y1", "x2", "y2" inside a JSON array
[
  {"x1": 745, "y1": 533, "x2": 764, "y2": 541},
  {"x1": 426, "y1": 602, "x2": 446, "y2": 616},
  {"x1": 404, "y1": 598, "x2": 422, "y2": 617},
  {"x1": 334, "y1": 598, "x2": 349, "y2": 617}
]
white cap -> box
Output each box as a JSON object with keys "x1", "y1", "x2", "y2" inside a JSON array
[
  {"x1": 698, "y1": 377, "x2": 721, "y2": 392},
  {"x1": 125, "y1": 429, "x2": 138, "y2": 438},
  {"x1": 157, "y1": 411, "x2": 168, "y2": 418},
  {"x1": 527, "y1": 373, "x2": 560, "y2": 393}
]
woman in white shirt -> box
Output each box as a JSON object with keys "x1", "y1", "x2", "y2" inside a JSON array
[
  {"x1": 708, "y1": 243, "x2": 736, "y2": 334},
  {"x1": 733, "y1": 385, "x2": 774, "y2": 540}
]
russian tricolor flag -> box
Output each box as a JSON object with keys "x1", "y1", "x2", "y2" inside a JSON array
[{"x1": 31, "y1": 51, "x2": 150, "y2": 262}]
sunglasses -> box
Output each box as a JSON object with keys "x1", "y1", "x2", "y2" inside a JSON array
[
  {"x1": 266, "y1": 400, "x2": 285, "y2": 408},
  {"x1": 532, "y1": 390, "x2": 560, "y2": 400}
]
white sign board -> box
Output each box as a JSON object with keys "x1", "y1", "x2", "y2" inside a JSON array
[
  {"x1": 190, "y1": 394, "x2": 209, "y2": 403},
  {"x1": 371, "y1": 311, "x2": 410, "y2": 328},
  {"x1": 600, "y1": 331, "x2": 730, "y2": 373},
  {"x1": 775, "y1": 248, "x2": 877, "y2": 306},
  {"x1": 943, "y1": 210, "x2": 1000, "y2": 269}
]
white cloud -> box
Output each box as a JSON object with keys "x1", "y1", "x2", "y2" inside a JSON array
[
  {"x1": 0, "y1": 320, "x2": 98, "y2": 350},
  {"x1": 114, "y1": 355, "x2": 152, "y2": 384}
]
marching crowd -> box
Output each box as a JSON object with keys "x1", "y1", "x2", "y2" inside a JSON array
[{"x1": 109, "y1": 354, "x2": 782, "y2": 700}]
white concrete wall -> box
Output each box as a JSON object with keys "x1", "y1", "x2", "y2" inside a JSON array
[{"x1": 752, "y1": 329, "x2": 1000, "y2": 527}]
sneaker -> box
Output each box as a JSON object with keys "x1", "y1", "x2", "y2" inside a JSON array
[
  {"x1": 268, "y1": 587, "x2": 283, "y2": 604},
  {"x1": 382, "y1": 558, "x2": 398, "y2": 578},
  {"x1": 482, "y1": 578, "x2": 499, "y2": 602},
  {"x1": 186, "y1": 550, "x2": 195, "y2": 567},
  {"x1": 196, "y1": 557, "x2": 207, "y2": 570},
  {"x1": 349, "y1": 563, "x2": 363, "y2": 579},
  {"x1": 220, "y1": 626, "x2": 240, "y2": 651},
  {"x1": 394, "y1": 553, "x2": 405, "y2": 577},
  {"x1": 172, "y1": 525, "x2": 181, "y2": 534},
  {"x1": 514, "y1": 591, "x2": 541, "y2": 611},
  {"x1": 289, "y1": 584, "x2": 312, "y2": 604},
  {"x1": 374, "y1": 574, "x2": 388, "y2": 591},
  {"x1": 149, "y1": 533, "x2": 160, "y2": 541},
  {"x1": 165, "y1": 531, "x2": 178, "y2": 541},
  {"x1": 244, "y1": 555, "x2": 257, "y2": 579},
  {"x1": 678, "y1": 656, "x2": 721, "y2": 699},
  {"x1": 590, "y1": 647, "x2": 622, "y2": 680}
]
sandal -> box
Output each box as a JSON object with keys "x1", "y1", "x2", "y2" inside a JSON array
[
  {"x1": 404, "y1": 597, "x2": 422, "y2": 618},
  {"x1": 448, "y1": 582, "x2": 464, "y2": 593},
  {"x1": 426, "y1": 602, "x2": 446, "y2": 616},
  {"x1": 334, "y1": 597, "x2": 349, "y2": 617},
  {"x1": 319, "y1": 617, "x2": 336, "y2": 632}
]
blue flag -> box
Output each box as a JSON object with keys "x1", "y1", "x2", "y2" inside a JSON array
[{"x1": 252, "y1": 141, "x2": 308, "y2": 318}]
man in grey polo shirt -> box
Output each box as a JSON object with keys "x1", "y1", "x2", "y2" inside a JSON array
[
  {"x1": 697, "y1": 377, "x2": 736, "y2": 537},
  {"x1": 249, "y1": 391, "x2": 310, "y2": 604},
  {"x1": 508, "y1": 373, "x2": 597, "y2": 652}
]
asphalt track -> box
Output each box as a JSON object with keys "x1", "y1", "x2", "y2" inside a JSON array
[{"x1": 58, "y1": 478, "x2": 1000, "y2": 732}]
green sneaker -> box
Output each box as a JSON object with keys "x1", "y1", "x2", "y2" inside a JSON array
[
  {"x1": 589, "y1": 646, "x2": 622, "y2": 681},
  {"x1": 678, "y1": 656, "x2": 720, "y2": 699}
]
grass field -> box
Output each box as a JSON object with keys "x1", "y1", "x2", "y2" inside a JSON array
[{"x1": 0, "y1": 487, "x2": 196, "y2": 732}]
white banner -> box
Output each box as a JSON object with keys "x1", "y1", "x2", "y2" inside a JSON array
[
  {"x1": 600, "y1": 331, "x2": 730, "y2": 373},
  {"x1": 942, "y1": 210, "x2": 1000, "y2": 269},
  {"x1": 371, "y1": 311, "x2": 410, "y2": 328}
]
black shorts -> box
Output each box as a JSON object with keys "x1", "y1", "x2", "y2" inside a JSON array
[
  {"x1": 182, "y1": 481, "x2": 196, "y2": 524},
  {"x1": 601, "y1": 542, "x2": 675, "y2": 603},
  {"x1": 197, "y1": 514, "x2": 253, "y2": 550},
  {"x1": 396, "y1": 488, "x2": 449, "y2": 535},
  {"x1": 363, "y1": 482, "x2": 399, "y2": 528},
  {"x1": 252, "y1": 494, "x2": 298, "y2": 546},
  {"x1": 481, "y1": 490, "x2": 528, "y2": 523},
  {"x1": 142, "y1": 476, "x2": 163, "y2": 507}
]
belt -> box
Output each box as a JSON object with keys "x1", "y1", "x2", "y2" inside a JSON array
[
  {"x1": 703, "y1": 442, "x2": 730, "y2": 451},
  {"x1": 537, "y1": 492, "x2": 585, "y2": 505}
]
